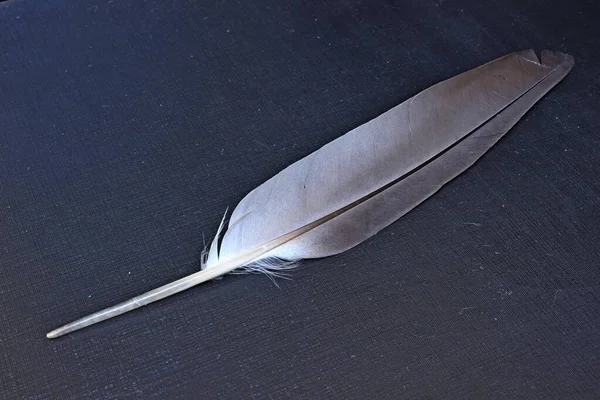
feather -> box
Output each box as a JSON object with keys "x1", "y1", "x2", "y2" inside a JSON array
[{"x1": 46, "y1": 50, "x2": 574, "y2": 338}]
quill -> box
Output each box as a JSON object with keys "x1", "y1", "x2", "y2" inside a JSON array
[{"x1": 46, "y1": 50, "x2": 573, "y2": 338}]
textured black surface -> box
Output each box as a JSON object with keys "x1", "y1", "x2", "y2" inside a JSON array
[{"x1": 1, "y1": 0, "x2": 599, "y2": 398}]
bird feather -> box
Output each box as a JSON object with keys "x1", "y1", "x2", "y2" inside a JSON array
[{"x1": 46, "y1": 49, "x2": 574, "y2": 338}]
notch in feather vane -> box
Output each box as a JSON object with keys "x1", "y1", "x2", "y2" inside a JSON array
[{"x1": 46, "y1": 50, "x2": 574, "y2": 339}]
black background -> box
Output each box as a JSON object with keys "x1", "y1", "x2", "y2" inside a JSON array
[{"x1": 1, "y1": 0, "x2": 599, "y2": 398}]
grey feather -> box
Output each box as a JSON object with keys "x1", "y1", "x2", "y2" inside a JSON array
[{"x1": 46, "y1": 49, "x2": 574, "y2": 338}]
